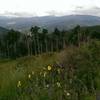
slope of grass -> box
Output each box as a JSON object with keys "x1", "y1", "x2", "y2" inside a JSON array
[
  {"x1": 0, "y1": 54, "x2": 96, "y2": 100},
  {"x1": 0, "y1": 53, "x2": 58, "y2": 99}
]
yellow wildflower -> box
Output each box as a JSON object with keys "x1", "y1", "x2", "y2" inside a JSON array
[
  {"x1": 47, "y1": 65, "x2": 52, "y2": 71},
  {"x1": 28, "y1": 74, "x2": 31, "y2": 79},
  {"x1": 44, "y1": 71, "x2": 47, "y2": 77},
  {"x1": 64, "y1": 90, "x2": 70, "y2": 96},
  {"x1": 46, "y1": 84, "x2": 49, "y2": 88},
  {"x1": 56, "y1": 82, "x2": 61, "y2": 87},
  {"x1": 66, "y1": 92, "x2": 70, "y2": 96},
  {"x1": 17, "y1": 81, "x2": 21, "y2": 87}
]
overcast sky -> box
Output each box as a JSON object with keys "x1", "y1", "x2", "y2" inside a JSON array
[{"x1": 0, "y1": 0, "x2": 100, "y2": 17}]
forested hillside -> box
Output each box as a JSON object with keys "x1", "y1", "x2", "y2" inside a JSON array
[
  {"x1": 0, "y1": 24, "x2": 100, "y2": 100},
  {"x1": 0, "y1": 26, "x2": 9, "y2": 36},
  {"x1": 0, "y1": 25, "x2": 100, "y2": 59}
]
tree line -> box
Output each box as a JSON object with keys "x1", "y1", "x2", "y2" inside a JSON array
[{"x1": 0, "y1": 25, "x2": 100, "y2": 58}]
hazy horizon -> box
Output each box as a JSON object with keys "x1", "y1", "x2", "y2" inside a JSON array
[{"x1": 0, "y1": 0, "x2": 100, "y2": 17}]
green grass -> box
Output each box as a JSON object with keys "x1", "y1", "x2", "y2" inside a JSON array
[
  {"x1": 0, "y1": 49, "x2": 99, "y2": 100},
  {"x1": 0, "y1": 53, "x2": 58, "y2": 99}
]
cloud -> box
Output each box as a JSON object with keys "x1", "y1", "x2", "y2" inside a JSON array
[
  {"x1": 72, "y1": 6, "x2": 100, "y2": 16},
  {"x1": 0, "y1": 6, "x2": 100, "y2": 17},
  {"x1": 0, "y1": 11, "x2": 37, "y2": 17},
  {"x1": 45, "y1": 6, "x2": 100, "y2": 17},
  {"x1": 46, "y1": 10, "x2": 71, "y2": 16},
  {"x1": 75, "y1": 6, "x2": 84, "y2": 9}
]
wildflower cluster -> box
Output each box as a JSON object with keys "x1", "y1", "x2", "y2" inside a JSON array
[
  {"x1": 17, "y1": 81, "x2": 21, "y2": 87},
  {"x1": 16, "y1": 65, "x2": 72, "y2": 100}
]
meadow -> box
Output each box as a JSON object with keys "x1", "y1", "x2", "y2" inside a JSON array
[
  {"x1": 0, "y1": 40, "x2": 100, "y2": 100},
  {"x1": 0, "y1": 53, "x2": 58, "y2": 100}
]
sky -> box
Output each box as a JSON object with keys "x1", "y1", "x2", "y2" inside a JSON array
[{"x1": 0, "y1": 0, "x2": 100, "y2": 17}]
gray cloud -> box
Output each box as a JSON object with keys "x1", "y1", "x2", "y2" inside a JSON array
[
  {"x1": 45, "y1": 7, "x2": 100, "y2": 17},
  {"x1": 73, "y1": 6, "x2": 100, "y2": 16},
  {"x1": 0, "y1": 11, "x2": 37, "y2": 17},
  {"x1": 46, "y1": 10, "x2": 69, "y2": 16},
  {"x1": 1, "y1": 6, "x2": 100, "y2": 17}
]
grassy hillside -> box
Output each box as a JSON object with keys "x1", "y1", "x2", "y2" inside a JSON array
[
  {"x1": 0, "y1": 40, "x2": 100, "y2": 100},
  {"x1": 0, "y1": 53, "x2": 58, "y2": 99},
  {"x1": 0, "y1": 54, "x2": 97, "y2": 100}
]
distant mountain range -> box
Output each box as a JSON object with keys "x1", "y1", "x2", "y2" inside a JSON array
[{"x1": 0, "y1": 15, "x2": 100, "y2": 32}]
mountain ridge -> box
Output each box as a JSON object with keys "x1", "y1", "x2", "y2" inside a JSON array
[{"x1": 0, "y1": 15, "x2": 100, "y2": 32}]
